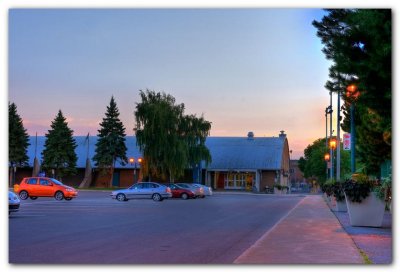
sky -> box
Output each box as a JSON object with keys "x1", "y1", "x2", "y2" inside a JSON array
[{"x1": 8, "y1": 8, "x2": 333, "y2": 159}]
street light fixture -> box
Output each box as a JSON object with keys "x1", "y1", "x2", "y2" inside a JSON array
[
  {"x1": 129, "y1": 157, "x2": 143, "y2": 184},
  {"x1": 329, "y1": 138, "x2": 337, "y2": 150},
  {"x1": 324, "y1": 153, "x2": 330, "y2": 162}
]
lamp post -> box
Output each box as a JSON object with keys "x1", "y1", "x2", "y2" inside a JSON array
[
  {"x1": 329, "y1": 137, "x2": 337, "y2": 180},
  {"x1": 129, "y1": 157, "x2": 143, "y2": 184},
  {"x1": 325, "y1": 105, "x2": 332, "y2": 180},
  {"x1": 336, "y1": 90, "x2": 341, "y2": 181},
  {"x1": 346, "y1": 84, "x2": 360, "y2": 173},
  {"x1": 329, "y1": 91, "x2": 334, "y2": 179}
]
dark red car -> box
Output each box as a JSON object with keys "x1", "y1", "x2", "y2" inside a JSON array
[{"x1": 166, "y1": 184, "x2": 196, "y2": 200}]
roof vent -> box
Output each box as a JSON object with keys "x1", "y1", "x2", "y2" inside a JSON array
[
  {"x1": 247, "y1": 131, "x2": 254, "y2": 140},
  {"x1": 279, "y1": 130, "x2": 286, "y2": 138}
]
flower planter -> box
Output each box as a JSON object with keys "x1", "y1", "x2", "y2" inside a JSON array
[
  {"x1": 345, "y1": 193, "x2": 385, "y2": 227},
  {"x1": 334, "y1": 199, "x2": 347, "y2": 212},
  {"x1": 274, "y1": 188, "x2": 282, "y2": 194}
]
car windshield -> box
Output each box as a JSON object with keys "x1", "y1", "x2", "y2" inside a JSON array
[{"x1": 50, "y1": 178, "x2": 63, "y2": 185}]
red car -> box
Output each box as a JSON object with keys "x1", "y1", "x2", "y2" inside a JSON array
[
  {"x1": 14, "y1": 177, "x2": 78, "y2": 201},
  {"x1": 166, "y1": 184, "x2": 196, "y2": 200}
]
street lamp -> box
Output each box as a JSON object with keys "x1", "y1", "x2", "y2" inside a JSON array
[
  {"x1": 346, "y1": 84, "x2": 360, "y2": 173},
  {"x1": 129, "y1": 157, "x2": 143, "y2": 184},
  {"x1": 325, "y1": 105, "x2": 332, "y2": 180},
  {"x1": 324, "y1": 153, "x2": 330, "y2": 162},
  {"x1": 329, "y1": 138, "x2": 337, "y2": 150}
]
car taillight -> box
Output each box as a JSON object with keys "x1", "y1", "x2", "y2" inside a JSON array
[{"x1": 166, "y1": 188, "x2": 171, "y2": 193}]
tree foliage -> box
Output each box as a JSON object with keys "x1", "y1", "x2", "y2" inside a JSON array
[
  {"x1": 134, "y1": 89, "x2": 211, "y2": 182},
  {"x1": 9, "y1": 102, "x2": 30, "y2": 185},
  {"x1": 41, "y1": 110, "x2": 77, "y2": 179},
  {"x1": 313, "y1": 9, "x2": 391, "y2": 175},
  {"x1": 9, "y1": 102, "x2": 30, "y2": 167},
  {"x1": 298, "y1": 138, "x2": 351, "y2": 185},
  {"x1": 93, "y1": 96, "x2": 128, "y2": 186}
]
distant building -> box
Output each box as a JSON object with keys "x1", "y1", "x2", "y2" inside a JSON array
[
  {"x1": 289, "y1": 159, "x2": 306, "y2": 187},
  {"x1": 15, "y1": 131, "x2": 291, "y2": 193}
]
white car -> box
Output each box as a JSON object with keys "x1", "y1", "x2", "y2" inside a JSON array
[
  {"x1": 9, "y1": 191, "x2": 20, "y2": 215},
  {"x1": 188, "y1": 183, "x2": 213, "y2": 196},
  {"x1": 111, "y1": 182, "x2": 172, "y2": 202}
]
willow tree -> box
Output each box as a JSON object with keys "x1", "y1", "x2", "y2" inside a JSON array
[
  {"x1": 134, "y1": 89, "x2": 211, "y2": 182},
  {"x1": 93, "y1": 96, "x2": 128, "y2": 187}
]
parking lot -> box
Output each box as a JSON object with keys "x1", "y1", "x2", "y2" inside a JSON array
[{"x1": 9, "y1": 191, "x2": 303, "y2": 264}]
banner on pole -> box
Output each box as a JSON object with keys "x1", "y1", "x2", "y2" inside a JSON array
[{"x1": 343, "y1": 133, "x2": 351, "y2": 150}]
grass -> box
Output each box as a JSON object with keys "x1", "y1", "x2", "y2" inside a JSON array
[{"x1": 359, "y1": 250, "x2": 373, "y2": 264}]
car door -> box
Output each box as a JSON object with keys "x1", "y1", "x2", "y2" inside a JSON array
[
  {"x1": 126, "y1": 183, "x2": 142, "y2": 199},
  {"x1": 38, "y1": 178, "x2": 54, "y2": 197},
  {"x1": 25, "y1": 178, "x2": 39, "y2": 196}
]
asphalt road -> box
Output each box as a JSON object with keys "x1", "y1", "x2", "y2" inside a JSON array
[{"x1": 9, "y1": 191, "x2": 303, "y2": 264}]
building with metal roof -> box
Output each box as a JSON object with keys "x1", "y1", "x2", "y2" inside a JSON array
[{"x1": 19, "y1": 131, "x2": 290, "y2": 192}]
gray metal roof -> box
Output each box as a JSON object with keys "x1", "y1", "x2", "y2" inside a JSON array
[
  {"x1": 26, "y1": 136, "x2": 287, "y2": 170},
  {"x1": 205, "y1": 137, "x2": 286, "y2": 170}
]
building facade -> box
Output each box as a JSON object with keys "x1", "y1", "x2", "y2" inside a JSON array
[{"x1": 16, "y1": 131, "x2": 291, "y2": 192}]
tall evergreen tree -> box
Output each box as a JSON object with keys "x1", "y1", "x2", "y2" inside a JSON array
[
  {"x1": 93, "y1": 96, "x2": 128, "y2": 187},
  {"x1": 313, "y1": 9, "x2": 391, "y2": 175},
  {"x1": 9, "y1": 102, "x2": 30, "y2": 186},
  {"x1": 42, "y1": 110, "x2": 78, "y2": 180},
  {"x1": 134, "y1": 89, "x2": 212, "y2": 182}
]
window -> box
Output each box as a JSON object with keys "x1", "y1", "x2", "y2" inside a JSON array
[
  {"x1": 27, "y1": 178, "x2": 37, "y2": 185},
  {"x1": 40, "y1": 179, "x2": 51, "y2": 186}
]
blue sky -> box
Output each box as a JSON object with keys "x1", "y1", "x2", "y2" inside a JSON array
[{"x1": 9, "y1": 8, "x2": 332, "y2": 159}]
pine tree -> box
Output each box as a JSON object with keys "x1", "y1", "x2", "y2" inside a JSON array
[
  {"x1": 313, "y1": 9, "x2": 391, "y2": 175},
  {"x1": 9, "y1": 102, "x2": 30, "y2": 185},
  {"x1": 93, "y1": 96, "x2": 128, "y2": 187},
  {"x1": 41, "y1": 110, "x2": 78, "y2": 180}
]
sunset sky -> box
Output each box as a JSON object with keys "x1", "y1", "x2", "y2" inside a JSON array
[{"x1": 8, "y1": 8, "x2": 336, "y2": 159}]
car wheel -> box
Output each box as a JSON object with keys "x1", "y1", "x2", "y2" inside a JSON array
[
  {"x1": 181, "y1": 193, "x2": 188, "y2": 200},
  {"x1": 54, "y1": 191, "x2": 64, "y2": 201},
  {"x1": 19, "y1": 191, "x2": 29, "y2": 200},
  {"x1": 65, "y1": 197, "x2": 72, "y2": 201},
  {"x1": 116, "y1": 193, "x2": 126, "y2": 202},
  {"x1": 30, "y1": 196, "x2": 38, "y2": 200},
  {"x1": 152, "y1": 193, "x2": 162, "y2": 201}
]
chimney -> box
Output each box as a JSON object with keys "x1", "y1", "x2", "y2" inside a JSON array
[
  {"x1": 279, "y1": 130, "x2": 286, "y2": 138},
  {"x1": 247, "y1": 131, "x2": 254, "y2": 140}
]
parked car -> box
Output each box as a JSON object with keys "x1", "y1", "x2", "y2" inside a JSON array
[
  {"x1": 111, "y1": 182, "x2": 172, "y2": 202},
  {"x1": 166, "y1": 183, "x2": 196, "y2": 199},
  {"x1": 14, "y1": 177, "x2": 78, "y2": 201},
  {"x1": 187, "y1": 183, "x2": 213, "y2": 196},
  {"x1": 176, "y1": 183, "x2": 205, "y2": 198},
  {"x1": 9, "y1": 191, "x2": 20, "y2": 215}
]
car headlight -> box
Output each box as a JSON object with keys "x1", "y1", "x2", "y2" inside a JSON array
[{"x1": 66, "y1": 188, "x2": 75, "y2": 192}]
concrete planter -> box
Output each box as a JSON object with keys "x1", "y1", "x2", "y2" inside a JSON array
[
  {"x1": 334, "y1": 199, "x2": 347, "y2": 212},
  {"x1": 345, "y1": 193, "x2": 385, "y2": 227},
  {"x1": 274, "y1": 188, "x2": 282, "y2": 194}
]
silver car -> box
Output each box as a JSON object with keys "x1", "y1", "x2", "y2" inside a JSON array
[
  {"x1": 111, "y1": 182, "x2": 172, "y2": 202},
  {"x1": 9, "y1": 191, "x2": 20, "y2": 214}
]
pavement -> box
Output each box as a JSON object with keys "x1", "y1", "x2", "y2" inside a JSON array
[{"x1": 233, "y1": 194, "x2": 392, "y2": 264}]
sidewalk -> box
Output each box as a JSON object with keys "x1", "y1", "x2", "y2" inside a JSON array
[
  {"x1": 333, "y1": 209, "x2": 392, "y2": 264},
  {"x1": 234, "y1": 195, "x2": 364, "y2": 264}
]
